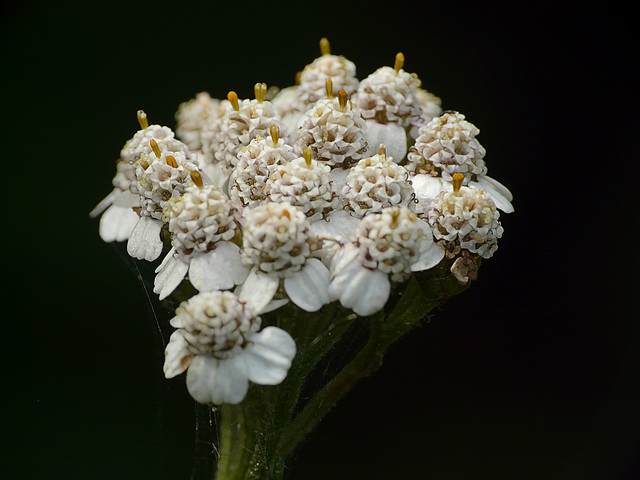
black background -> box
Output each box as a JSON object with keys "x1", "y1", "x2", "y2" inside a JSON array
[{"x1": 3, "y1": 1, "x2": 639, "y2": 479}]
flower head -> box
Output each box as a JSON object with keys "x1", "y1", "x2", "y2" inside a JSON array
[
  {"x1": 406, "y1": 111, "x2": 487, "y2": 181},
  {"x1": 242, "y1": 202, "x2": 313, "y2": 275},
  {"x1": 352, "y1": 53, "x2": 422, "y2": 128},
  {"x1": 163, "y1": 291, "x2": 296, "y2": 404},
  {"x1": 165, "y1": 183, "x2": 238, "y2": 256},
  {"x1": 175, "y1": 92, "x2": 223, "y2": 152},
  {"x1": 297, "y1": 38, "x2": 359, "y2": 107},
  {"x1": 342, "y1": 146, "x2": 415, "y2": 217},
  {"x1": 265, "y1": 148, "x2": 338, "y2": 222},
  {"x1": 295, "y1": 86, "x2": 368, "y2": 169},
  {"x1": 133, "y1": 147, "x2": 200, "y2": 220},
  {"x1": 201, "y1": 87, "x2": 286, "y2": 176},
  {"x1": 407, "y1": 111, "x2": 514, "y2": 213},
  {"x1": 427, "y1": 175, "x2": 503, "y2": 259},
  {"x1": 328, "y1": 207, "x2": 443, "y2": 316},
  {"x1": 229, "y1": 127, "x2": 297, "y2": 210}
]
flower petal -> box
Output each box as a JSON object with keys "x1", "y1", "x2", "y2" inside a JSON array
[
  {"x1": 329, "y1": 168, "x2": 350, "y2": 195},
  {"x1": 261, "y1": 298, "x2": 290, "y2": 313},
  {"x1": 163, "y1": 330, "x2": 194, "y2": 379},
  {"x1": 412, "y1": 219, "x2": 446, "y2": 271},
  {"x1": 310, "y1": 210, "x2": 360, "y2": 243},
  {"x1": 329, "y1": 261, "x2": 390, "y2": 316},
  {"x1": 471, "y1": 176, "x2": 514, "y2": 213},
  {"x1": 364, "y1": 120, "x2": 407, "y2": 162},
  {"x1": 283, "y1": 259, "x2": 330, "y2": 312},
  {"x1": 329, "y1": 243, "x2": 361, "y2": 283},
  {"x1": 98, "y1": 205, "x2": 140, "y2": 243},
  {"x1": 238, "y1": 267, "x2": 280, "y2": 314},
  {"x1": 127, "y1": 216, "x2": 164, "y2": 261},
  {"x1": 154, "y1": 252, "x2": 189, "y2": 300},
  {"x1": 186, "y1": 355, "x2": 249, "y2": 405},
  {"x1": 188, "y1": 242, "x2": 249, "y2": 292},
  {"x1": 90, "y1": 189, "x2": 117, "y2": 218},
  {"x1": 112, "y1": 190, "x2": 140, "y2": 208},
  {"x1": 411, "y1": 174, "x2": 450, "y2": 209},
  {"x1": 243, "y1": 327, "x2": 296, "y2": 385}
]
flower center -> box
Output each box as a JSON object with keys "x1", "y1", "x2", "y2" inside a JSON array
[{"x1": 177, "y1": 291, "x2": 261, "y2": 360}]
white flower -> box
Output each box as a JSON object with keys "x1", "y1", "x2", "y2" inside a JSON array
[
  {"x1": 153, "y1": 183, "x2": 249, "y2": 300},
  {"x1": 271, "y1": 85, "x2": 306, "y2": 134},
  {"x1": 410, "y1": 88, "x2": 443, "y2": 138},
  {"x1": 228, "y1": 128, "x2": 297, "y2": 211},
  {"x1": 127, "y1": 146, "x2": 201, "y2": 261},
  {"x1": 297, "y1": 38, "x2": 359, "y2": 107},
  {"x1": 328, "y1": 207, "x2": 443, "y2": 316},
  {"x1": 90, "y1": 159, "x2": 140, "y2": 242},
  {"x1": 427, "y1": 180, "x2": 503, "y2": 260},
  {"x1": 341, "y1": 146, "x2": 415, "y2": 217},
  {"x1": 92, "y1": 111, "x2": 192, "y2": 243},
  {"x1": 200, "y1": 87, "x2": 287, "y2": 178},
  {"x1": 352, "y1": 53, "x2": 422, "y2": 129},
  {"x1": 407, "y1": 111, "x2": 514, "y2": 213},
  {"x1": 294, "y1": 89, "x2": 368, "y2": 169},
  {"x1": 163, "y1": 291, "x2": 296, "y2": 405},
  {"x1": 238, "y1": 202, "x2": 331, "y2": 313},
  {"x1": 175, "y1": 92, "x2": 223, "y2": 152},
  {"x1": 265, "y1": 148, "x2": 338, "y2": 222}
]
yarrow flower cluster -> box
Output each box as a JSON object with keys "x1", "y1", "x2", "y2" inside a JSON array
[{"x1": 92, "y1": 38, "x2": 513, "y2": 406}]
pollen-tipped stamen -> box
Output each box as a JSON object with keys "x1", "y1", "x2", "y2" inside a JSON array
[
  {"x1": 303, "y1": 147, "x2": 313, "y2": 167},
  {"x1": 320, "y1": 37, "x2": 330, "y2": 56},
  {"x1": 394, "y1": 52, "x2": 405, "y2": 73},
  {"x1": 166, "y1": 155, "x2": 178, "y2": 168},
  {"x1": 453, "y1": 173, "x2": 464, "y2": 195},
  {"x1": 325, "y1": 78, "x2": 333, "y2": 99},
  {"x1": 227, "y1": 91, "x2": 240, "y2": 111},
  {"x1": 270, "y1": 125, "x2": 280, "y2": 144},
  {"x1": 337, "y1": 89, "x2": 348, "y2": 111},
  {"x1": 378, "y1": 144, "x2": 386, "y2": 157},
  {"x1": 150, "y1": 139, "x2": 162, "y2": 158},
  {"x1": 190, "y1": 171, "x2": 204, "y2": 188},
  {"x1": 254, "y1": 83, "x2": 267, "y2": 103},
  {"x1": 390, "y1": 208, "x2": 400, "y2": 228},
  {"x1": 137, "y1": 110, "x2": 148, "y2": 129}
]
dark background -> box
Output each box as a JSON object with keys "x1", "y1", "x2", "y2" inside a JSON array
[{"x1": 4, "y1": 1, "x2": 638, "y2": 479}]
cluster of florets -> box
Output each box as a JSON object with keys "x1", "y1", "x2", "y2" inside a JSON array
[
  {"x1": 92, "y1": 38, "x2": 513, "y2": 404},
  {"x1": 164, "y1": 184, "x2": 238, "y2": 255}
]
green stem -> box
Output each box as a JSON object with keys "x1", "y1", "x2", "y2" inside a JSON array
[
  {"x1": 277, "y1": 268, "x2": 470, "y2": 457},
  {"x1": 215, "y1": 404, "x2": 256, "y2": 480},
  {"x1": 214, "y1": 263, "x2": 471, "y2": 478},
  {"x1": 277, "y1": 310, "x2": 386, "y2": 457}
]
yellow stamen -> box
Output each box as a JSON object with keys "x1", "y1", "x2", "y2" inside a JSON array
[
  {"x1": 320, "y1": 37, "x2": 330, "y2": 56},
  {"x1": 139, "y1": 158, "x2": 150, "y2": 170},
  {"x1": 390, "y1": 208, "x2": 400, "y2": 228},
  {"x1": 254, "y1": 82, "x2": 267, "y2": 103},
  {"x1": 149, "y1": 139, "x2": 161, "y2": 158},
  {"x1": 394, "y1": 52, "x2": 405, "y2": 73},
  {"x1": 337, "y1": 89, "x2": 348, "y2": 111},
  {"x1": 270, "y1": 125, "x2": 280, "y2": 144},
  {"x1": 282, "y1": 209, "x2": 291, "y2": 219},
  {"x1": 166, "y1": 155, "x2": 178, "y2": 168},
  {"x1": 190, "y1": 171, "x2": 204, "y2": 188},
  {"x1": 453, "y1": 173, "x2": 464, "y2": 195},
  {"x1": 378, "y1": 144, "x2": 386, "y2": 157},
  {"x1": 137, "y1": 110, "x2": 148, "y2": 129},
  {"x1": 227, "y1": 91, "x2": 240, "y2": 111},
  {"x1": 325, "y1": 78, "x2": 333, "y2": 99},
  {"x1": 295, "y1": 71, "x2": 302, "y2": 85},
  {"x1": 303, "y1": 147, "x2": 313, "y2": 167}
]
